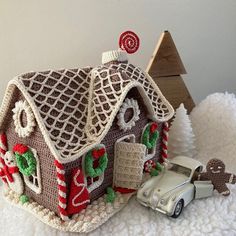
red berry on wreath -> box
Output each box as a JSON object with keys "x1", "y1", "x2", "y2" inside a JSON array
[
  {"x1": 144, "y1": 160, "x2": 156, "y2": 173},
  {"x1": 119, "y1": 31, "x2": 140, "y2": 54},
  {"x1": 150, "y1": 123, "x2": 158, "y2": 133},
  {"x1": 13, "y1": 143, "x2": 29, "y2": 154},
  {"x1": 92, "y1": 148, "x2": 105, "y2": 159}
]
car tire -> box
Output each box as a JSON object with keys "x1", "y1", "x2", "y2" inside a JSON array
[{"x1": 171, "y1": 199, "x2": 184, "y2": 218}]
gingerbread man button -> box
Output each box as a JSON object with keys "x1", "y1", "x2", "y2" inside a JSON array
[{"x1": 198, "y1": 159, "x2": 236, "y2": 196}]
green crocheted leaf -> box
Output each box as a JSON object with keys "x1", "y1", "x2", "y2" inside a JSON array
[
  {"x1": 105, "y1": 187, "x2": 116, "y2": 203},
  {"x1": 156, "y1": 162, "x2": 163, "y2": 171},
  {"x1": 20, "y1": 195, "x2": 29, "y2": 204},
  {"x1": 142, "y1": 124, "x2": 159, "y2": 149},
  {"x1": 150, "y1": 168, "x2": 159, "y2": 177}
]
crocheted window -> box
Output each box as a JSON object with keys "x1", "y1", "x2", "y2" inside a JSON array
[
  {"x1": 117, "y1": 98, "x2": 140, "y2": 131},
  {"x1": 12, "y1": 100, "x2": 36, "y2": 138},
  {"x1": 82, "y1": 146, "x2": 106, "y2": 193},
  {"x1": 143, "y1": 123, "x2": 157, "y2": 161},
  {"x1": 22, "y1": 147, "x2": 42, "y2": 194}
]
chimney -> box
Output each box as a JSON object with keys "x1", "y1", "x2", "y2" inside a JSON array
[{"x1": 102, "y1": 49, "x2": 128, "y2": 64}]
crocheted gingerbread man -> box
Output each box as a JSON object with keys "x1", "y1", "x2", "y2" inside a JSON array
[{"x1": 198, "y1": 159, "x2": 236, "y2": 196}]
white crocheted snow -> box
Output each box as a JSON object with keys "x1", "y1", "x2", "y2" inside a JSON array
[
  {"x1": 190, "y1": 92, "x2": 236, "y2": 174},
  {"x1": 1, "y1": 92, "x2": 236, "y2": 236}
]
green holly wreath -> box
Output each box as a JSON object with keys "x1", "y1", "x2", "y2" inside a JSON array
[
  {"x1": 142, "y1": 122, "x2": 159, "y2": 149},
  {"x1": 13, "y1": 144, "x2": 36, "y2": 176},
  {"x1": 85, "y1": 145, "x2": 108, "y2": 178}
]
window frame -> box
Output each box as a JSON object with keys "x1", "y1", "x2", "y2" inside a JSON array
[
  {"x1": 22, "y1": 147, "x2": 42, "y2": 194},
  {"x1": 12, "y1": 100, "x2": 36, "y2": 138},
  {"x1": 82, "y1": 145, "x2": 106, "y2": 193},
  {"x1": 117, "y1": 98, "x2": 140, "y2": 131}
]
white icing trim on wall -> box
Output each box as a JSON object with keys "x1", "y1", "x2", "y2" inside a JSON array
[
  {"x1": 117, "y1": 98, "x2": 140, "y2": 132},
  {"x1": 12, "y1": 100, "x2": 36, "y2": 138}
]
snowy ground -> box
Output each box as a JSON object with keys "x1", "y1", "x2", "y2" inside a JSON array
[{"x1": 1, "y1": 92, "x2": 236, "y2": 236}]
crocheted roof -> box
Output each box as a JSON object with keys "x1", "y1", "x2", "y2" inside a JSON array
[{"x1": 0, "y1": 60, "x2": 174, "y2": 163}]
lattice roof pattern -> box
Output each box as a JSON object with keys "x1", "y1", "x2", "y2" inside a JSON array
[{"x1": 0, "y1": 61, "x2": 174, "y2": 163}]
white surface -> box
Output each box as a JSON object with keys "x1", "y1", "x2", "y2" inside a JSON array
[
  {"x1": 1, "y1": 92, "x2": 236, "y2": 235},
  {"x1": 0, "y1": 1, "x2": 236, "y2": 103}
]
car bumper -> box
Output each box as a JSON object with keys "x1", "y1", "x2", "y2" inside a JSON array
[{"x1": 137, "y1": 198, "x2": 169, "y2": 215}]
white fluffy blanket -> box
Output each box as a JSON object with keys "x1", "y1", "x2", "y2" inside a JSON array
[{"x1": 1, "y1": 93, "x2": 236, "y2": 236}]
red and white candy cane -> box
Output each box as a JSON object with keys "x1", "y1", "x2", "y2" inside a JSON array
[
  {"x1": 119, "y1": 31, "x2": 140, "y2": 54},
  {"x1": 54, "y1": 160, "x2": 69, "y2": 221},
  {"x1": 0, "y1": 132, "x2": 8, "y2": 158},
  {"x1": 0, "y1": 133, "x2": 8, "y2": 184},
  {"x1": 161, "y1": 122, "x2": 169, "y2": 161}
]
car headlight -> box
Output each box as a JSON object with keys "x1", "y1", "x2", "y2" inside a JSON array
[
  {"x1": 160, "y1": 198, "x2": 167, "y2": 205},
  {"x1": 143, "y1": 191, "x2": 149, "y2": 197}
]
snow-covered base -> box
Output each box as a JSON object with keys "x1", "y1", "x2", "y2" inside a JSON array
[
  {"x1": 3, "y1": 189, "x2": 133, "y2": 233},
  {"x1": 191, "y1": 92, "x2": 236, "y2": 173},
  {"x1": 1, "y1": 92, "x2": 236, "y2": 235}
]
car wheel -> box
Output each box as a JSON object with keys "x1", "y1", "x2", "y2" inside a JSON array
[{"x1": 171, "y1": 199, "x2": 184, "y2": 218}]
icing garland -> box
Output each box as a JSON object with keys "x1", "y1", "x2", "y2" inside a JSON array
[
  {"x1": 142, "y1": 122, "x2": 159, "y2": 149},
  {"x1": 85, "y1": 145, "x2": 108, "y2": 178},
  {"x1": 117, "y1": 98, "x2": 140, "y2": 131},
  {"x1": 13, "y1": 144, "x2": 36, "y2": 176},
  {"x1": 12, "y1": 100, "x2": 36, "y2": 138}
]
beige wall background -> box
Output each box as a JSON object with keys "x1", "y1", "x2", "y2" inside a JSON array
[{"x1": 0, "y1": 0, "x2": 235, "y2": 103}]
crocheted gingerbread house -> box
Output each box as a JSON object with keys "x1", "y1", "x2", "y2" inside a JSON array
[{"x1": 0, "y1": 50, "x2": 174, "y2": 232}]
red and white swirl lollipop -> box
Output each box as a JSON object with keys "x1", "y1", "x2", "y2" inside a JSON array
[
  {"x1": 144, "y1": 160, "x2": 156, "y2": 173},
  {"x1": 119, "y1": 31, "x2": 140, "y2": 54}
]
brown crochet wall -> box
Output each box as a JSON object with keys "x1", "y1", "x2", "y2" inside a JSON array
[
  {"x1": 3, "y1": 86, "x2": 163, "y2": 216},
  {"x1": 3, "y1": 87, "x2": 59, "y2": 215},
  {"x1": 65, "y1": 87, "x2": 163, "y2": 202}
]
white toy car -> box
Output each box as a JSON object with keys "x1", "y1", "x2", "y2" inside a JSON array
[{"x1": 137, "y1": 156, "x2": 214, "y2": 218}]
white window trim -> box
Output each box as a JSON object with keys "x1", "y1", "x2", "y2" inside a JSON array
[
  {"x1": 23, "y1": 147, "x2": 42, "y2": 194},
  {"x1": 117, "y1": 98, "x2": 140, "y2": 131},
  {"x1": 142, "y1": 123, "x2": 157, "y2": 161},
  {"x1": 82, "y1": 145, "x2": 106, "y2": 193},
  {"x1": 12, "y1": 100, "x2": 36, "y2": 138}
]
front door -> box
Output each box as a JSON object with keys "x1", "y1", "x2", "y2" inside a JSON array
[{"x1": 113, "y1": 141, "x2": 146, "y2": 190}]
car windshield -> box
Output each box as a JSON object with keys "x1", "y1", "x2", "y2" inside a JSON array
[{"x1": 168, "y1": 163, "x2": 192, "y2": 177}]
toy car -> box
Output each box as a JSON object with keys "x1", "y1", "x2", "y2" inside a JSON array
[{"x1": 137, "y1": 156, "x2": 214, "y2": 218}]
